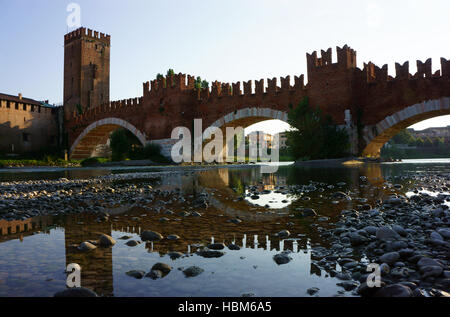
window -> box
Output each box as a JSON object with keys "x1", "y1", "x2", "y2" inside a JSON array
[
  {"x1": 22, "y1": 133, "x2": 30, "y2": 142},
  {"x1": 6, "y1": 101, "x2": 10, "y2": 108},
  {"x1": 15, "y1": 103, "x2": 18, "y2": 110},
  {"x1": 23, "y1": 104, "x2": 26, "y2": 111}
]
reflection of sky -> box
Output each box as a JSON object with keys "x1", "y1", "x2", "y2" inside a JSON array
[
  {"x1": 406, "y1": 189, "x2": 450, "y2": 207},
  {"x1": 245, "y1": 190, "x2": 295, "y2": 209}
]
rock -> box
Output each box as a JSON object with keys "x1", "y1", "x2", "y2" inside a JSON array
[
  {"x1": 429, "y1": 289, "x2": 450, "y2": 297},
  {"x1": 383, "y1": 197, "x2": 404, "y2": 205},
  {"x1": 196, "y1": 250, "x2": 225, "y2": 258},
  {"x1": 392, "y1": 225, "x2": 407, "y2": 237},
  {"x1": 349, "y1": 232, "x2": 367, "y2": 246},
  {"x1": 296, "y1": 208, "x2": 317, "y2": 218},
  {"x1": 277, "y1": 230, "x2": 290, "y2": 239},
  {"x1": 151, "y1": 263, "x2": 172, "y2": 275},
  {"x1": 363, "y1": 226, "x2": 378, "y2": 236},
  {"x1": 357, "y1": 282, "x2": 386, "y2": 297},
  {"x1": 167, "y1": 234, "x2": 180, "y2": 240},
  {"x1": 228, "y1": 218, "x2": 242, "y2": 224},
  {"x1": 412, "y1": 288, "x2": 427, "y2": 297},
  {"x1": 273, "y1": 253, "x2": 292, "y2": 265},
  {"x1": 337, "y1": 281, "x2": 359, "y2": 291},
  {"x1": 332, "y1": 192, "x2": 348, "y2": 199},
  {"x1": 207, "y1": 243, "x2": 226, "y2": 250},
  {"x1": 374, "y1": 284, "x2": 413, "y2": 297},
  {"x1": 168, "y1": 251, "x2": 184, "y2": 259},
  {"x1": 78, "y1": 241, "x2": 97, "y2": 251},
  {"x1": 307, "y1": 287, "x2": 319, "y2": 295},
  {"x1": 420, "y1": 265, "x2": 443, "y2": 278},
  {"x1": 146, "y1": 270, "x2": 163, "y2": 280},
  {"x1": 54, "y1": 287, "x2": 98, "y2": 297},
  {"x1": 125, "y1": 240, "x2": 140, "y2": 247},
  {"x1": 183, "y1": 266, "x2": 204, "y2": 277},
  {"x1": 430, "y1": 231, "x2": 444, "y2": 241},
  {"x1": 437, "y1": 228, "x2": 450, "y2": 239},
  {"x1": 379, "y1": 252, "x2": 400, "y2": 264},
  {"x1": 417, "y1": 257, "x2": 443, "y2": 268},
  {"x1": 126, "y1": 270, "x2": 146, "y2": 279},
  {"x1": 228, "y1": 244, "x2": 241, "y2": 250},
  {"x1": 376, "y1": 226, "x2": 401, "y2": 241},
  {"x1": 380, "y1": 263, "x2": 390, "y2": 275},
  {"x1": 141, "y1": 230, "x2": 163, "y2": 241},
  {"x1": 336, "y1": 272, "x2": 352, "y2": 281},
  {"x1": 99, "y1": 234, "x2": 116, "y2": 247},
  {"x1": 119, "y1": 235, "x2": 132, "y2": 240}
]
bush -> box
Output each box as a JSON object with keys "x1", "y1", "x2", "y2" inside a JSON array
[
  {"x1": 110, "y1": 129, "x2": 131, "y2": 161},
  {"x1": 286, "y1": 97, "x2": 350, "y2": 160},
  {"x1": 80, "y1": 157, "x2": 101, "y2": 167},
  {"x1": 129, "y1": 143, "x2": 171, "y2": 164}
]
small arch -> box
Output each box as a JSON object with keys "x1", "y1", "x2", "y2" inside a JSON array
[
  {"x1": 362, "y1": 97, "x2": 450, "y2": 157},
  {"x1": 70, "y1": 117, "x2": 147, "y2": 159}
]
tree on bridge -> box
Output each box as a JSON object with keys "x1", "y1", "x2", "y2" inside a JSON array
[{"x1": 286, "y1": 97, "x2": 350, "y2": 161}]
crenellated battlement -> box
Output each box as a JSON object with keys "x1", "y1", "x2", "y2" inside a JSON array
[
  {"x1": 362, "y1": 57, "x2": 447, "y2": 83},
  {"x1": 72, "y1": 97, "x2": 142, "y2": 121},
  {"x1": 64, "y1": 27, "x2": 110, "y2": 45},
  {"x1": 307, "y1": 45, "x2": 357, "y2": 73}
]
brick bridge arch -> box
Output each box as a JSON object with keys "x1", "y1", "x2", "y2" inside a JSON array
[
  {"x1": 362, "y1": 97, "x2": 450, "y2": 157},
  {"x1": 70, "y1": 117, "x2": 147, "y2": 159}
]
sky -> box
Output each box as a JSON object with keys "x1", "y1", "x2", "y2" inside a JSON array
[{"x1": 0, "y1": 0, "x2": 449, "y2": 135}]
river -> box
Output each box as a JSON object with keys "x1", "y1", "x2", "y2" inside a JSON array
[{"x1": 0, "y1": 159, "x2": 448, "y2": 297}]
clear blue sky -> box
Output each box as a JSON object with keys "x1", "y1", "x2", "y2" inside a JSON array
[{"x1": 0, "y1": 0, "x2": 449, "y2": 134}]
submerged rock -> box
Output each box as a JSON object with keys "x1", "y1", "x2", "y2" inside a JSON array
[
  {"x1": 141, "y1": 230, "x2": 163, "y2": 241},
  {"x1": 183, "y1": 266, "x2": 204, "y2": 277}
]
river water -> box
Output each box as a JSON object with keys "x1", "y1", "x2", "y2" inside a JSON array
[{"x1": 0, "y1": 159, "x2": 449, "y2": 297}]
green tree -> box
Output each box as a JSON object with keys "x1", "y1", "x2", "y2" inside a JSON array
[
  {"x1": 166, "y1": 69, "x2": 175, "y2": 77},
  {"x1": 391, "y1": 129, "x2": 416, "y2": 145},
  {"x1": 110, "y1": 129, "x2": 131, "y2": 161},
  {"x1": 286, "y1": 97, "x2": 349, "y2": 160},
  {"x1": 194, "y1": 76, "x2": 209, "y2": 90}
]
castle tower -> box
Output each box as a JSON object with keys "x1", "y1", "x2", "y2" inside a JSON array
[{"x1": 63, "y1": 27, "x2": 110, "y2": 120}]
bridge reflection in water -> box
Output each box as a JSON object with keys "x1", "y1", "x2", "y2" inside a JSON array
[{"x1": 0, "y1": 163, "x2": 394, "y2": 296}]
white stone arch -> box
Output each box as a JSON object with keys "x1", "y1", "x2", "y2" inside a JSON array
[
  {"x1": 70, "y1": 117, "x2": 147, "y2": 158},
  {"x1": 207, "y1": 107, "x2": 288, "y2": 133},
  {"x1": 362, "y1": 97, "x2": 450, "y2": 157}
]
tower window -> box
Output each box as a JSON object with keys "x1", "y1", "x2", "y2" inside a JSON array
[{"x1": 22, "y1": 133, "x2": 30, "y2": 142}]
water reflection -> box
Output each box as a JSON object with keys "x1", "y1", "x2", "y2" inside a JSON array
[{"x1": 0, "y1": 160, "x2": 448, "y2": 296}]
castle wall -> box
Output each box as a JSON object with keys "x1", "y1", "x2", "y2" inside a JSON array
[{"x1": 0, "y1": 98, "x2": 61, "y2": 154}]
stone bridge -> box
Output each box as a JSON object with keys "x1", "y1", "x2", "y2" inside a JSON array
[{"x1": 66, "y1": 45, "x2": 450, "y2": 159}]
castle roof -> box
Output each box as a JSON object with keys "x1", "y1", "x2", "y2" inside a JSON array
[{"x1": 0, "y1": 93, "x2": 58, "y2": 108}]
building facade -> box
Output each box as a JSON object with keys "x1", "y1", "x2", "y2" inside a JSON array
[{"x1": 0, "y1": 93, "x2": 62, "y2": 155}]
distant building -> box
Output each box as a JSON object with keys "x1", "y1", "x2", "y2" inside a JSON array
[
  {"x1": 0, "y1": 93, "x2": 63, "y2": 155},
  {"x1": 274, "y1": 132, "x2": 288, "y2": 149},
  {"x1": 410, "y1": 126, "x2": 450, "y2": 141}
]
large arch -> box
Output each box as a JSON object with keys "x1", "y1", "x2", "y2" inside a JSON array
[
  {"x1": 200, "y1": 107, "x2": 289, "y2": 161},
  {"x1": 70, "y1": 118, "x2": 147, "y2": 159},
  {"x1": 362, "y1": 97, "x2": 450, "y2": 157}
]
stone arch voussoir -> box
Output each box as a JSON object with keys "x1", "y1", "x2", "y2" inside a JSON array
[
  {"x1": 70, "y1": 118, "x2": 147, "y2": 159},
  {"x1": 362, "y1": 97, "x2": 450, "y2": 157}
]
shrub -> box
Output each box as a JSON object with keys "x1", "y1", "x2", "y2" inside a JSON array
[
  {"x1": 110, "y1": 129, "x2": 131, "y2": 161},
  {"x1": 80, "y1": 157, "x2": 101, "y2": 167}
]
